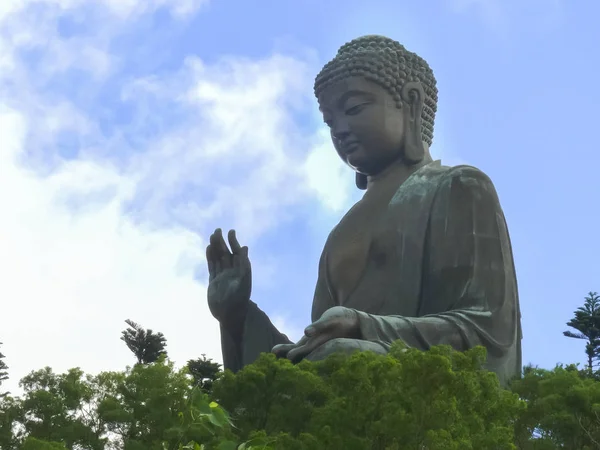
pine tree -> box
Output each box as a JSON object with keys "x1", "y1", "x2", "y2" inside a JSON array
[
  {"x1": 120, "y1": 319, "x2": 167, "y2": 364},
  {"x1": 564, "y1": 292, "x2": 600, "y2": 371},
  {"x1": 187, "y1": 354, "x2": 222, "y2": 393},
  {"x1": 0, "y1": 342, "x2": 8, "y2": 397}
]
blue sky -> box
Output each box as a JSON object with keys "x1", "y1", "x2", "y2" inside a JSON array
[{"x1": 1, "y1": 0, "x2": 598, "y2": 394}]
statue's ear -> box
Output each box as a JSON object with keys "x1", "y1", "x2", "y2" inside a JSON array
[
  {"x1": 400, "y1": 81, "x2": 425, "y2": 164},
  {"x1": 355, "y1": 172, "x2": 368, "y2": 190}
]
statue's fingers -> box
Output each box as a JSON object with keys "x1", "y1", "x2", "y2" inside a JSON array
[
  {"x1": 232, "y1": 252, "x2": 247, "y2": 269},
  {"x1": 228, "y1": 229, "x2": 242, "y2": 254},
  {"x1": 286, "y1": 344, "x2": 312, "y2": 364},
  {"x1": 287, "y1": 334, "x2": 329, "y2": 363},
  {"x1": 214, "y1": 228, "x2": 231, "y2": 256},
  {"x1": 304, "y1": 316, "x2": 331, "y2": 337},
  {"x1": 206, "y1": 245, "x2": 215, "y2": 280},
  {"x1": 272, "y1": 343, "x2": 297, "y2": 358},
  {"x1": 232, "y1": 248, "x2": 250, "y2": 269},
  {"x1": 292, "y1": 335, "x2": 310, "y2": 347},
  {"x1": 210, "y1": 230, "x2": 223, "y2": 259},
  {"x1": 241, "y1": 247, "x2": 249, "y2": 266}
]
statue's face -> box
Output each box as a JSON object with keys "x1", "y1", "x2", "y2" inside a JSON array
[{"x1": 318, "y1": 76, "x2": 405, "y2": 176}]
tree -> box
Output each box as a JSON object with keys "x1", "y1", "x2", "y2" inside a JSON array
[
  {"x1": 0, "y1": 395, "x2": 21, "y2": 450},
  {"x1": 20, "y1": 437, "x2": 69, "y2": 450},
  {"x1": 95, "y1": 357, "x2": 234, "y2": 449},
  {"x1": 1, "y1": 342, "x2": 535, "y2": 449},
  {"x1": 213, "y1": 343, "x2": 525, "y2": 449},
  {"x1": 187, "y1": 355, "x2": 222, "y2": 393},
  {"x1": 512, "y1": 364, "x2": 600, "y2": 449},
  {"x1": 0, "y1": 342, "x2": 8, "y2": 398},
  {"x1": 17, "y1": 367, "x2": 106, "y2": 449},
  {"x1": 6, "y1": 360, "x2": 237, "y2": 449},
  {"x1": 120, "y1": 319, "x2": 167, "y2": 365},
  {"x1": 21, "y1": 336, "x2": 600, "y2": 448},
  {"x1": 564, "y1": 291, "x2": 600, "y2": 371}
]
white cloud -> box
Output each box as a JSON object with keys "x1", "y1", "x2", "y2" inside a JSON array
[
  {"x1": 0, "y1": 0, "x2": 346, "y2": 395},
  {"x1": 0, "y1": 0, "x2": 207, "y2": 21},
  {"x1": 1, "y1": 102, "x2": 218, "y2": 394},
  {"x1": 0, "y1": 0, "x2": 208, "y2": 85},
  {"x1": 100, "y1": 0, "x2": 207, "y2": 19},
  {"x1": 117, "y1": 54, "x2": 327, "y2": 238},
  {"x1": 304, "y1": 127, "x2": 354, "y2": 212}
]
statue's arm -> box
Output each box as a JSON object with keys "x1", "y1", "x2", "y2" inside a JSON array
[
  {"x1": 311, "y1": 246, "x2": 337, "y2": 323},
  {"x1": 219, "y1": 301, "x2": 292, "y2": 372},
  {"x1": 354, "y1": 167, "x2": 521, "y2": 369},
  {"x1": 222, "y1": 240, "x2": 336, "y2": 372}
]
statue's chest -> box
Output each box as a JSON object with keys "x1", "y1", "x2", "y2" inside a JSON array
[{"x1": 326, "y1": 200, "x2": 399, "y2": 304}]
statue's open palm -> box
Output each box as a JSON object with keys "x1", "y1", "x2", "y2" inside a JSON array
[{"x1": 206, "y1": 229, "x2": 252, "y2": 326}]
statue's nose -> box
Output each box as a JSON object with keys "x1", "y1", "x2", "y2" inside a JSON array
[{"x1": 332, "y1": 119, "x2": 351, "y2": 140}]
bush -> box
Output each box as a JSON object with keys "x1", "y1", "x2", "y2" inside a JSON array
[
  {"x1": 212, "y1": 343, "x2": 523, "y2": 449},
  {"x1": 8, "y1": 343, "x2": 600, "y2": 449}
]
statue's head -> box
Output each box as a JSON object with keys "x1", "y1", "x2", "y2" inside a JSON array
[{"x1": 314, "y1": 35, "x2": 438, "y2": 189}]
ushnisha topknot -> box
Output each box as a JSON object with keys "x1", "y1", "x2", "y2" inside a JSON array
[{"x1": 314, "y1": 35, "x2": 438, "y2": 147}]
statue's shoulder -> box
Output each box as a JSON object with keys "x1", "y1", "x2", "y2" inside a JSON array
[
  {"x1": 432, "y1": 163, "x2": 495, "y2": 191},
  {"x1": 403, "y1": 161, "x2": 487, "y2": 185},
  {"x1": 393, "y1": 163, "x2": 496, "y2": 206},
  {"x1": 431, "y1": 164, "x2": 502, "y2": 210}
]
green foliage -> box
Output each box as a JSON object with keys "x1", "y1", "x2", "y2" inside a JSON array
[
  {"x1": 94, "y1": 356, "x2": 236, "y2": 449},
  {"x1": 20, "y1": 437, "x2": 68, "y2": 450},
  {"x1": 512, "y1": 364, "x2": 600, "y2": 449},
  {"x1": 16, "y1": 367, "x2": 106, "y2": 449},
  {"x1": 0, "y1": 357, "x2": 238, "y2": 450},
  {"x1": 187, "y1": 355, "x2": 222, "y2": 394},
  {"x1": 0, "y1": 395, "x2": 21, "y2": 449},
  {"x1": 121, "y1": 319, "x2": 168, "y2": 365},
  {"x1": 213, "y1": 343, "x2": 523, "y2": 449},
  {"x1": 11, "y1": 342, "x2": 600, "y2": 449},
  {"x1": 212, "y1": 352, "x2": 328, "y2": 440},
  {"x1": 0, "y1": 342, "x2": 9, "y2": 398},
  {"x1": 563, "y1": 292, "x2": 600, "y2": 371}
]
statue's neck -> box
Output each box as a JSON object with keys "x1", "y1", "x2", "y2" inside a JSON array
[{"x1": 364, "y1": 153, "x2": 432, "y2": 197}]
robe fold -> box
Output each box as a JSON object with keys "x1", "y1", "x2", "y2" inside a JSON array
[{"x1": 219, "y1": 161, "x2": 522, "y2": 386}]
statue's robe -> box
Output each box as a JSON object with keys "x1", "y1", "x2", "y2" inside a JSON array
[{"x1": 219, "y1": 161, "x2": 522, "y2": 387}]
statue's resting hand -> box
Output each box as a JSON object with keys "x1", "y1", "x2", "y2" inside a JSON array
[
  {"x1": 206, "y1": 229, "x2": 252, "y2": 330},
  {"x1": 272, "y1": 306, "x2": 361, "y2": 363}
]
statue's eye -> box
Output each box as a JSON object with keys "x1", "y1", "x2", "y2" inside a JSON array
[{"x1": 345, "y1": 103, "x2": 367, "y2": 115}]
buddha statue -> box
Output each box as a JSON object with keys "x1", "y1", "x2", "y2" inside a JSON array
[{"x1": 205, "y1": 35, "x2": 522, "y2": 387}]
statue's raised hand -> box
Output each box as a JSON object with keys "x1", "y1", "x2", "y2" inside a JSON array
[{"x1": 206, "y1": 228, "x2": 252, "y2": 329}]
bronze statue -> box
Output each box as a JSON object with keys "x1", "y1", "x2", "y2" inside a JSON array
[{"x1": 206, "y1": 35, "x2": 522, "y2": 387}]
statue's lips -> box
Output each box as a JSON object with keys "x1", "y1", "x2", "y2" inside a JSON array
[{"x1": 342, "y1": 142, "x2": 360, "y2": 155}]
